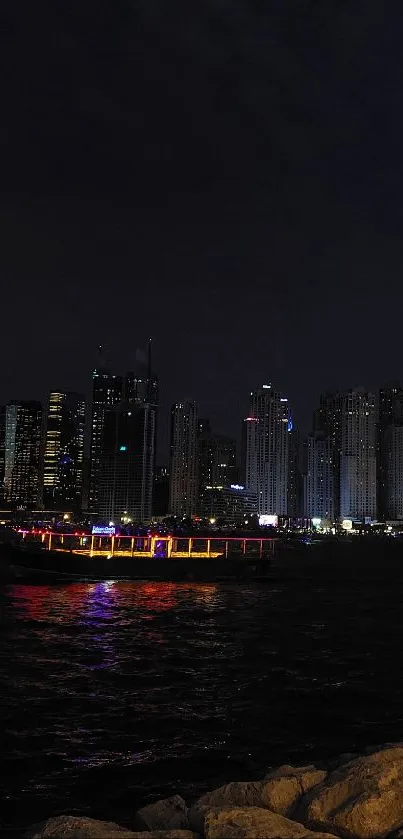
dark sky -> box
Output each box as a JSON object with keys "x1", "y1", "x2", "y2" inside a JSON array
[{"x1": 3, "y1": 1, "x2": 403, "y2": 457}]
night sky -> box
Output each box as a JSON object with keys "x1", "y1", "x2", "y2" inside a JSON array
[{"x1": 3, "y1": 1, "x2": 403, "y2": 457}]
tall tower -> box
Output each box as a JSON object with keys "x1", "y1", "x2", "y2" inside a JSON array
[
  {"x1": 197, "y1": 419, "x2": 237, "y2": 501},
  {"x1": 245, "y1": 384, "x2": 291, "y2": 516},
  {"x1": 43, "y1": 391, "x2": 85, "y2": 510},
  {"x1": 4, "y1": 401, "x2": 43, "y2": 507},
  {"x1": 98, "y1": 400, "x2": 156, "y2": 523},
  {"x1": 339, "y1": 389, "x2": 377, "y2": 520},
  {"x1": 91, "y1": 343, "x2": 158, "y2": 519},
  {"x1": 378, "y1": 382, "x2": 403, "y2": 519},
  {"x1": 303, "y1": 433, "x2": 334, "y2": 520},
  {"x1": 313, "y1": 392, "x2": 343, "y2": 519},
  {"x1": 89, "y1": 364, "x2": 123, "y2": 511},
  {"x1": 169, "y1": 401, "x2": 198, "y2": 517}
]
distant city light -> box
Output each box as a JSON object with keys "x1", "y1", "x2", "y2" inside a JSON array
[
  {"x1": 230, "y1": 484, "x2": 245, "y2": 491},
  {"x1": 92, "y1": 525, "x2": 116, "y2": 535},
  {"x1": 259, "y1": 514, "x2": 278, "y2": 527}
]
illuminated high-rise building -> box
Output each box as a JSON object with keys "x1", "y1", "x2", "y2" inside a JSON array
[
  {"x1": 43, "y1": 391, "x2": 85, "y2": 510},
  {"x1": 313, "y1": 391, "x2": 342, "y2": 518},
  {"x1": 98, "y1": 400, "x2": 156, "y2": 523},
  {"x1": 378, "y1": 382, "x2": 403, "y2": 519},
  {"x1": 245, "y1": 384, "x2": 291, "y2": 516},
  {"x1": 169, "y1": 401, "x2": 198, "y2": 517},
  {"x1": 4, "y1": 401, "x2": 43, "y2": 507},
  {"x1": 89, "y1": 367, "x2": 124, "y2": 511},
  {"x1": 383, "y1": 425, "x2": 403, "y2": 520},
  {"x1": 197, "y1": 418, "x2": 237, "y2": 502},
  {"x1": 0, "y1": 407, "x2": 5, "y2": 505},
  {"x1": 339, "y1": 390, "x2": 377, "y2": 520},
  {"x1": 92, "y1": 344, "x2": 158, "y2": 520},
  {"x1": 303, "y1": 433, "x2": 334, "y2": 521},
  {"x1": 313, "y1": 389, "x2": 377, "y2": 521}
]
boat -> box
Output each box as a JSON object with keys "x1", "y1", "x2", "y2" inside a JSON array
[{"x1": 0, "y1": 533, "x2": 275, "y2": 583}]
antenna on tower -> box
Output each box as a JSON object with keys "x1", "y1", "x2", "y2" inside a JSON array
[
  {"x1": 147, "y1": 337, "x2": 155, "y2": 404},
  {"x1": 97, "y1": 344, "x2": 108, "y2": 371}
]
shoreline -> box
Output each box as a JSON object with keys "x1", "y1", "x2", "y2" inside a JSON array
[{"x1": 23, "y1": 743, "x2": 403, "y2": 838}]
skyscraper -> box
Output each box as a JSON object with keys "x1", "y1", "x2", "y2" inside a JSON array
[
  {"x1": 89, "y1": 367, "x2": 123, "y2": 511},
  {"x1": 384, "y1": 425, "x2": 403, "y2": 520},
  {"x1": 303, "y1": 433, "x2": 334, "y2": 521},
  {"x1": 339, "y1": 389, "x2": 377, "y2": 520},
  {"x1": 197, "y1": 419, "x2": 237, "y2": 502},
  {"x1": 378, "y1": 382, "x2": 403, "y2": 519},
  {"x1": 0, "y1": 407, "x2": 5, "y2": 506},
  {"x1": 245, "y1": 384, "x2": 291, "y2": 516},
  {"x1": 43, "y1": 391, "x2": 85, "y2": 510},
  {"x1": 92, "y1": 345, "x2": 158, "y2": 521},
  {"x1": 169, "y1": 401, "x2": 198, "y2": 517},
  {"x1": 4, "y1": 401, "x2": 43, "y2": 507},
  {"x1": 98, "y1": 400, "x2": 156, "y2": 523},
  {"x1": 287, "y1": 427, "x2": 301, "y2": 518},
  {"x1": 313, "y1": 391, "x2": 342, "y2": 519}
]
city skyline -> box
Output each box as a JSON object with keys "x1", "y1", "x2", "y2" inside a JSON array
[
  {"x1": 1, "y1": 343, "x2": 401, "y2": 459},
  {"x1": 3, "y1": 364, "x2": 403, "y2": 523}
]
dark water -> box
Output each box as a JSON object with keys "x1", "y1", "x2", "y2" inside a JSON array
[{"x1": 2, "y1": 552, "x2": 403, "y2": 835}]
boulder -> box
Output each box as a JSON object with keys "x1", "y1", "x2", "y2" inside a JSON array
[
  {"x1": 190, "y1": 766, "x2": 326, "y2": 825},
  {"x1": 25, "y1": 815, "x2": 197, "y2": 839},
  {"x1": 203, "y1": 806, "x2": 338, "y2": 838},
  {"x1": 135, "y1": 794, "x2": 189, "y2": 832},
  {"x1": 195, "y1": 781, "x2": 266, "y2": 809},
  {"x1": 298, "y1": 745, "x2": 403, "y2": 838},
  {"x1": 324, "y1": 754, "x2": 358, "y2": 772},
  {"x1": 24, "y1": 816, "x2": 137, "y2": 838},
  {"x1": 262, "y1": 765, "x2": 328, "y2": 815}
]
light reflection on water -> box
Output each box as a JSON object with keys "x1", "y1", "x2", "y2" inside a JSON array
[{"x1": 2, "y1": 561, "x2": 403, "y2": 834}]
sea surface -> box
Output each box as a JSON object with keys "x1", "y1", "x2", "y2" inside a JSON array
[{"x1": 2, "y1": 550, "x2": 403, "y2": 835}]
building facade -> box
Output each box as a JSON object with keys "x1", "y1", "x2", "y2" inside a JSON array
[
  {"x1": 4, "y1": 401, "x2": 43, "y2": 507},
  {"x1": 169, "y1": 401, "x2": 198, "y2": 517},
  {"x1": 89, "y1": 357, "x2": 158, "y2": 515},
  {"x1": 89, "y1": 368, "x2": 123, "y2": 511},
  {"x1": 245, "y1": 385, "x2": 291, "y2": 516},
  {"x1": 98, "y1": 400, "x2": 156, "y2": 523},
  {"x1": 313, "y1": 391, "x2": 342, "y2": 519},
  {"x1": 197, "y1": 418, "x2": 237, "y2": 506},
  {"x1": 384, "y1": 425, "x2": 403, "y2": 520},
  {"x1": 303, "y1": 433, "x2": 334, "y2": 521},
  {"x1": 43, "y1": 391, "x2": 85, "y2": 509},
  {"x1": 378, "y1": 382, "x2": 403, "y2": 520},
  {"x1": 339, "y1": 389, "x2": 377, "y2": 520},
  {"x1": 199, "y1": 484, "x2": 258, "y2": 522}
]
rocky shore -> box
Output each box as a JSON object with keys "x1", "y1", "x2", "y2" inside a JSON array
[{"x1": 24, "y1": 744, "x2": 403, "y2": 839}]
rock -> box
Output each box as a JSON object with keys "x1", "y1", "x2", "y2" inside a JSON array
[
  {"x1": 190, "y1": 767, "x2": 326, "y2": 825},
  {"x1": 262, "y1": 765, "x2": 328, "y2": 815},
  {"x1": 135, "y1": 794, "x2": 189, "y2": 832},
  {"x1": 324, "y1": 754, "x2": 358, "y2": 772},
  {"x1": 298, "y1": 745, "x2": 403, "y2": 838},
  {"x1": 24, "y1": 816, "x2": 137, "y2": 838},
  {"x1": 195, "y1": 781, "x2": 266, "y2": 809},
  {"x1": 203, "y1": 806, "x2": 339, "y2": 838},
  {"x1": 24, "y1": 815, "x2": 197, "y2": 839}
]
